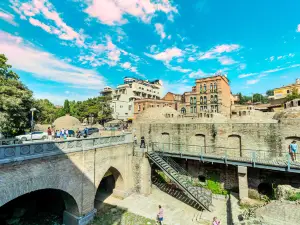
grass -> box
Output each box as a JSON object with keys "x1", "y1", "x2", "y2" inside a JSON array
[
  {"x1": 287, "y1": 192, "x2": 300, "y2": 201},
  {"x1": 91, "y1": 209, "x2": 156, "y2": 225},
  {"x1": 203, "y1": 173, "x2": 228, "y2": 195}
]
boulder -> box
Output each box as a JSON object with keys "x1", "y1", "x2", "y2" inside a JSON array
[{"x1": 275, "y1": 185, "x2": 297, "y2": 200}]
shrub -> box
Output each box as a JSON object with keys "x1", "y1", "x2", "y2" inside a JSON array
[
  {"x1": 248, "y1": 188, "x2": 260, "y2": 200},
  {"x1": 287, "y1": 192, "x2": 300, "y2": 201}
]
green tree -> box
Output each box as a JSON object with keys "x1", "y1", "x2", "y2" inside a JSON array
[
  {"x1": 34, "y1": 99, "x2": 58, "y2": 124},
  {"x1": 266, "y1": 89, "x2": 274, "y2": 97},
  {"x1": 63, "y1": 99, "x2": 70, "y2": 114},
  {"x1": 285, "y1": 88, "x2": 300, "y2": 102},
  {"x1": 0, "y1": 54, "x2": 34, "y2": 135}
]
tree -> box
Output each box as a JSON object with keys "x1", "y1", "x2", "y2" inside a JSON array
[
  {"x1": 63, "y1": 99, "x2": 70, "y2": 114},
  {"x1": 266, "y1": 89, "x2": 274, "y2": 97},
  {"x1": 0, "y1": 54, "x2": 34, "y2": 135},
  {"x1": 285, "y1": 88, "x2": 300, "y2": 102},
  {"x1": 34, "y1": 99, "x2": 58, "y2": 124}
]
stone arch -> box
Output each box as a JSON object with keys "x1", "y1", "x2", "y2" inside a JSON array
[
  {"x1": 189, "y1": 134, "x2": 206, "y2": 153},
  {"x1": 0, "y1": 176, "x2": 81, "y2": 216},
  {"x1": 94, "y1": 166, "x2": 125, "y2": 209},
  {"x1": 228, "y1": 134, "x2": 242, "y2": 157},
  {"x1": 0, "y1": 188, "x2": 79, "y2": 224},
  {"x1": 161, "y1": 132, "x2": 171, "y2": 151}
]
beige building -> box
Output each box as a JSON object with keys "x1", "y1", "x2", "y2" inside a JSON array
[{"x1": 178, "y1": 75, "x2": 231, "y2": 117}]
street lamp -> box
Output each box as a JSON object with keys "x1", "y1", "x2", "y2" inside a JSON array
[{"x1": 30, "y1": 108, "x2": 37, "y2": 141}]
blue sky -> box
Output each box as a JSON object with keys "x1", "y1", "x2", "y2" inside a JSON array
[{"x1": 1, "y1": 0, "x2": 300, "y2": 105}]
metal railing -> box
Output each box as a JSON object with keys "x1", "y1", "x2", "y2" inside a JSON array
[
  {"x1": 151, "y1": 142, "x2": 300, "y2": 170},
  {"x1": 0, "y1": 138, "x2": 22, "y2": 146}
]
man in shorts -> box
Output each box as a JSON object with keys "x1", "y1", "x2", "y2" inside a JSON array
[
  {"x1": 157, "y1": 205, "x2": 163, "y2": 225},
  {"x1": 289, "y1": 140, "x2": 298, "y2": 161}
]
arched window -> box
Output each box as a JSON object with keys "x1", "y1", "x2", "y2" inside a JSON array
[
  {"x1": 214, "y1": 95, "x2": 218, "y2": 102},
  {"x1": 210, "y1": 83, "x2": 213, "y2": 91},
  {"x1": 214, "y1": 82, "x2": 217, "y2": 92},
  {"x1": 211, "y1": 95, "x2": 214, "y2": 103},
  {"x1": 200, "y1": 96, "x2": 203, "y2": 104},
  {"x1": 203, "y1": 84, "x2": 207, "y2": 91},
  {"x1": 204, "y1": 96, "x2": 207, "y2": 104},
  {"x1": 193, "y1": 97, "x2": 196, "y2": 104},
  {"x1": 200, "y1": 84, "x2": 202, "y2": 92},
  {"x1": 215, "y1": 105, "x2": 218, "y2": 112},
  {"x1": 194, "y1": 106, "x2": 197, "y2": 113},
  {"x1": 181, "y1": 107, "x2": 186, "y2": 114},
  {"x1": 190, "y1": 97, "x2": 193, "y2": 104},
  {"x1": 211, "y1": 105, "x2": 214, "y2": 112}
]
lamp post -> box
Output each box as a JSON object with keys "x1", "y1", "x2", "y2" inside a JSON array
[{"x1": 30, "y1": 108, "x2": 37, "y2": 141}]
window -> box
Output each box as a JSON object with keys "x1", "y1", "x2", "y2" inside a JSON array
[
  {"x1": 120, "y1": 105, "x2": 123, "y2": 108},
  {"x1": 200, "y1": 96, "x2": 203, "y2": 104},
  {"x1": 190, "y1": 97, "x2": 193, "y2": 104},
  {"x1": 181, "y1": 107, "x2": 186, "y2": 114},
  {"x1": 138, "y1": 105, "x2": 140, "y2": 111},
  {"x1": 129, "y1": 105, "x2": 132, "y2": 110},
  {"x1": 211, "y1": 105, "x2": 214, "y2": 112},
  {"x1": 157, "y1": 105, "x2": 159, "y2": 107},
  {"x1": 204, "y1": 96, "x2": 207, "y2": 104},
  {"x1": 194, "y1": 106, "x2": 197, "y2": 113},
  {"x1": 200, "y1": 106, "x2": 203, "y2": 111},
  {"x1": 193, "y1": 97, "x2": 196, "y2": 104},
  {"x1": 214, "y1": 83, "x2": 217, "y2": 91},
  {"x1": 210, "y1": 83, "x2": 213, "y2": 91},
  {"x1": 200, "y1": 84, "x2": 202, "y2": 92},
  {"x1": 125, "y1": 113, "x2": 128, "y2": 115},
  {"x1": 215, "y1": 105, "x2": 218, "y2": 112},
  {"x1": 214, "y1": 95, "x2": 218, "y2": 102},
  {"x1": 204, "y1": 84, "x2": 206, "y2": 91},
  {"x1": 211, "y1": 95, "x2": 213, "y2": 103},
  {"x1": 287, "y1": 90, "x2": 290, "y2": 94},
  {"x1": 190, "y1": 106, "x2": 193, "y2": 113}
]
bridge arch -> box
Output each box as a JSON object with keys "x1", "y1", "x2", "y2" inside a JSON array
[
  {"x1": 94, "y1": 166, "x2": 126, "y2": 210},
  {"x1": 0, "y1": 188, "x2": 79, "y2": 224}
]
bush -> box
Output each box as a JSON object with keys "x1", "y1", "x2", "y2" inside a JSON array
[
  {"x1": 287, "y1": 192, "x2": 300, "y2": 201},
  {"x1": 205, "y1": 173, "x2": 228, "y2": 195},
  {"x1": 248, "y1": 189, "x2": 260, "y2": 200}
]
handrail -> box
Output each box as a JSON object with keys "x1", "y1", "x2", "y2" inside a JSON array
[{"x1": 147, "y1": 152, "x2": 212, "y2": 210}]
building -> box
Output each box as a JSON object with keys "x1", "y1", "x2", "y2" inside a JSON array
[
  {"x1": 230, "y1": 94, "x2": 240, "y2": 105},
  {"x1": 100, "y1": 77, "x2": 163, "y2": 121},
  {"x1": 133, "y1": 92, "x2": 182, "y2": 119},
  {"x1": 268, "y1": 78, "x2": 300, "y2": 112},
  {"x1": 178, "y1": 75, "x2": 231, "y2": 117}
]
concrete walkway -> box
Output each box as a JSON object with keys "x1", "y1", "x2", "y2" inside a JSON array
[{"x1": 104, "y1": 186, "x2": 227, "y2": 225}]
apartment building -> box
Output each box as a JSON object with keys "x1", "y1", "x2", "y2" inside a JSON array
[
  {"x1": 100, "y1": 77, "x2": 163, "y2": 121},
  {"x1": 178, "y1": 75, "x2": 231, "y2": 116},
  {"x1": 133, "y1": 92, "x2": 182, "y2": 118}
]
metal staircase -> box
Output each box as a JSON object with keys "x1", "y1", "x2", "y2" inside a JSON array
[{"x1": 147, "y1": 151, "x2": 212, "y2": 211}]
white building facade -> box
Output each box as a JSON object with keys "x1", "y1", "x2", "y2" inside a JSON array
[{"x1": 101, "y1": 77, "x2": 163, "y2": 121}]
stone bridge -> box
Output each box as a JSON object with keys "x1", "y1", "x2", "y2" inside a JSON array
[{"x1": 0, "y1": 134, "x2": 151, "y2": 225}]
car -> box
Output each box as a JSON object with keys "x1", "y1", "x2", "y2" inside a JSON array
[
  {"x1": 81, "y1": 127, "x2": 99, "y2": 136},
  {"x1": 15, "y1": 131, "x2": 48, "y2": 141}
]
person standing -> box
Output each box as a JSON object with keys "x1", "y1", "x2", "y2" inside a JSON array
[
  {"x1": 66, "y1": 129, "x2": 69, "y2": 138},
  {"x1": 56, "y1": 130, "x2": 60, "y2": 140},
  {"x1": 140, "y1": 136, "x2": 145, "y2": 148},
  {"x1": 60, "y1": 128, "x2": 65, "y2": 140},
  {"x1": 289, "y1": 140, "x2": 298, "y2": 161},
  {"x1": 51, "y1": 128, "x2": 55, "y2": 141},
  {"x1": 212, "y1": 217, "x2": 220, "y2": 225},
  {"x1": 157, "y1": 205, "x2": 163, "y2": 225},
  {"x1": 134, "y1": 135, "x2": 137, "y2": 145},
  {"x1": 47, "y1": 127, "x2": 52, "y2": 141}
]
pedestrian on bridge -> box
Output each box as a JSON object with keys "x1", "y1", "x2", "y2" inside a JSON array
[
  {"x1": 47, "y1": 127, "x2": 52, "y2": 141},
  {"x1": 289, "y1": 140, "x2": 298, "y2": 161},
  {"x1": 140, "y1": 136, "x2": 145, "y2": 148}
]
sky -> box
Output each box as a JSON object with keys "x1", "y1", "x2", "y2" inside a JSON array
[{"x1": 1, "y1": 0, "x2": 300, "y2": 105}]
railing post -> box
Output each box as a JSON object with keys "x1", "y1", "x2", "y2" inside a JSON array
[
  {"x1": 252, "y1": 151, "x2": 256, "y2": 167},
  {"x1": 200, "y1": 147, "x2": 203, "y2": 162},
  {"x1": 224, "y1": 149, "x2": 227, "y2": 165},
  {"x1": 287, "y1": 153, "x2": 291, "y2": 172}
]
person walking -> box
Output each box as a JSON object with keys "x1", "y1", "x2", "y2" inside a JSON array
[
  {"x1": 212, "y1": 217, "x2": 220, "y2": 225},
  {"x1": 140, "y1": 136, "x2": 145, "y2": 148},
  {"x1": 56, "y1": 130, "x2": 60, "y2": 140},
  {"x1": 134, "y1": 135, "x2": 137, "y2": 145},
  {"x1": 156, "y1": 205, "x2": 163, "y2": 225},
  {"x1": 289, "y1": 140, "x2": 298, "y2": 161},
  {"x1": 51, "y1": 128, "x2": 55, "y2": 141},
  {"x1": 65, "y1": 129, "x2": 69, "y2": 138},
  {"x1": 47, "y1": 127, "x2": 52, "y2": 141}
]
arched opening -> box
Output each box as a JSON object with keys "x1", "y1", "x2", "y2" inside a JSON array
[
  {"x1": 180, "y1": 107, "x2": 186, "y2": 114},
  {"x1": 284, "y1": 136, "x2": 300, "y2": 157},
  {"x1": 94, "y1": 167, "x2": 124, "y2": 211},
  {"x1": 0, "y1": 189, "x2": 78, "y2": 225},
  {"x1": 161, "y1": 132, "x2": 170, "y2": 151},
  {"x1": 189, "y1": 134, "x2": 206, "y2": 153},
  {"x1": 258, "y1": 183, "x2": 273, "y2": 197},
  {"x1": 198, "y1": 175, "x2": 206, "y2": 183},
  {"x1": 228, "y1": 135, "x2": 242, "y2": 157}
]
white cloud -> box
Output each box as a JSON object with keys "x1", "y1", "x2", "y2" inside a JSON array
[
  {"x1": 162, "y1": 80, "x2": 192, "y2": 95},
  {"x1": 167, "y1": 35, "x2": 171, "y2": 40},
  {"x1": 297, "y1": 24, "x2": 300, "y2": 32},
  {"x1": 166, "y1": 64, "x2": 191, "y2": 73},
  {"x1": 246, "y1": 79, "x2": 259, "y2": 85},
  {"x1": 145, "y1": 47, "x2": 183, "y2": 62},
  {"x1": 188, "y1": 57, "x2": 195, "y2": 62},
  {"x1": 270, "y1": 56, "x2": 274, "y2": 61},
  {"x1": 218, "y1": 56, "x2": 236, "y2": 65},
  {"x1": 0, "y1": 31, "x2": 106, "y2": 90},
  {"x1": 0, "y1": 8, "x2": 18, "y2": 26},
  {"x1": 238, "y1": 73, "x2": 257, "y2": 78},
  {"x1": 198, "y1": 44, "x2": 240, "y2": 61},
  {"x1": 155, "y1": 23, "x2": 166, "y2": 39},
  {"x1": 239, "y1": 63, "x2": 246, "y2": 70},
  {"x1": 267, "y1": 54, "x2": 295, "y2": 62},
  {"x1": 84, "y1": 0, "x2": 177, "y2": 26},
  {"x1": 177, "y1": 58, "x2": 183, "y2": 63},
  {"x1": 10, "y1": 0, "x2": 85, "y2": 46},
  {"x1": 189, "y1": 69, "x2": 206, "y2": 78}
]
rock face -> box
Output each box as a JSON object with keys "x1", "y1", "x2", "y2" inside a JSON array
[
  {"x1": 275, "y1": 185, "x2": 297, "y2": 200},
  {"x1": 255, "y1": 201, "x2": 300, "y2": 225}
]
